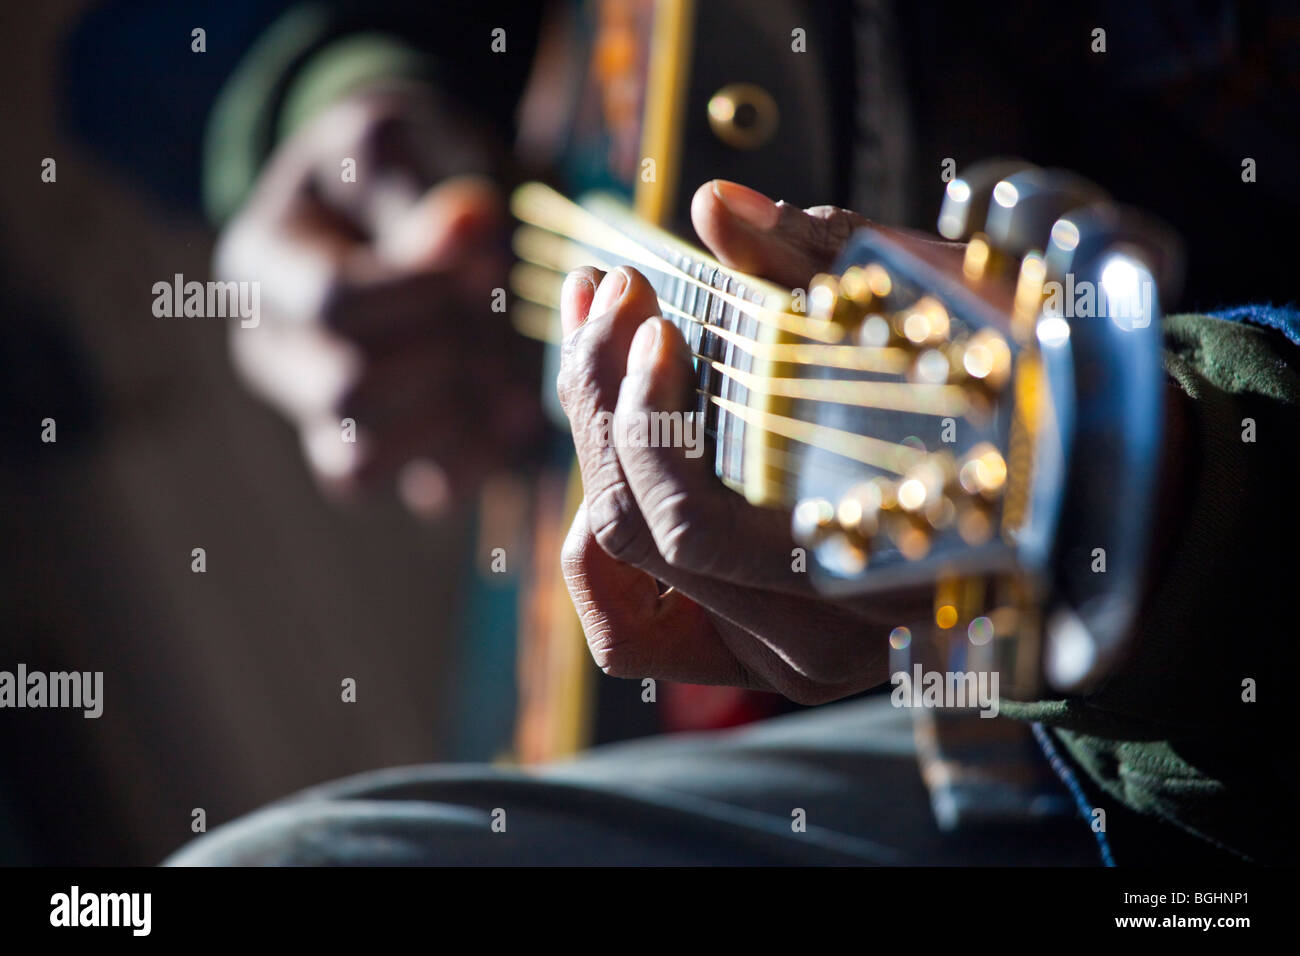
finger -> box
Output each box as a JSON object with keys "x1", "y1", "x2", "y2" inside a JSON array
[
  {"x1": 559, "y1": 265, "x2": 604, "y2": 337},
  {"x1": 556, "y1": 267, "x2": 904, "y2": 693},
  {"x1": 691, "y1": 180, "x2": 872, "y2": 288},
  {"x1": 707, "y1": 611, "x2": 883, "y2": 706},
  {"x1": 556, "y1": 266, "x2": 665, "y2": 568},
  {"x1": 371, "y1": 174, "x2": 505, "y2": 270},
  {"x1": 612, "y1": 315, "x2": 815, "y2": 595},
  {"x1": 557, "y1": 269, "x2": 887, "y2": 685},
  {"x1": 217, "y1": 203, "x2": 463, "y2": 341},
  {"x1": 561, "y1": 505, "x2": 766, "y2": 687},
  {"x1": 219, "y1": 184, "x2": 505, "y2": 348},
  {"x1": 229, "y1": 319, "x2": 362, "y2": 423},
  {"x1": 563, "y1": 501, "x2": 886, "y2": 702}
]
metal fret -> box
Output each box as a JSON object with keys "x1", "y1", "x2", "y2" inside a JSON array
[{"x1": 615, "y1": 233, "x2": 769, "y2": 490}]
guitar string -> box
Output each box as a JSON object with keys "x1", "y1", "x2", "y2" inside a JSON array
[
  {"x1": 518, "y1": 291, "x2": 923, "y2": 482},
  {"x1": 709, "y1": 396, "x2": 925, "y2": 475},
  {"x1": 509, "y1": 194, "x2": 947, "y2": 475},
  {"x1": 515, "y1": 268, "x2": 912, "y2": 376},
  {"x1": 512, "y1": 184, "x2": 847, "y2": 345},
  {"x1": 514, "y1": 271, "x2": 960, "y2": 416},
  {"x1": 512, "y1": 279, "x2": 933, "y2": 468},
  {"x1": 708, "y1": 359, "x2": 967, "y2": 417},
  {"x1": 511, "y1": 252, "x2": 915, "y2": 380}
]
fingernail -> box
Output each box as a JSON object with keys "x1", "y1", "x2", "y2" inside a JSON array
[
  {"x1": 712, "y1": 180, "x2": 781, "y2": 230},
  {"x1": 590, "y1": 268, "x2": 630, "y2": 315},
  {"x1": 560, "y1": 271, "x2": 595, "y2": 334},
  {"x1": 627, "y1": 317, "x2": 661, "y2": 374}
]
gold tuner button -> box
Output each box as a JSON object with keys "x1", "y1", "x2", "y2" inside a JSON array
[
  {"x1": 958, "y1": 328, "x2": 1012, "y2": 391},
  {"x1": 809, "y1": 268, "x2": 884, "y2": 327},
  {"x1": 895, "y1": 296, "x2": 950, "y2": 348},
  {"x1": 886, "y1": 456, "x2": 956, "y2": 560},
  {"x1": 962, "y1": 234, "x2": 995, "y2": 282},
  {"x1": 808, "y1": 274, "x2": 847, "y2": 324},
  {"x1": 908, "y1": 347, "x2": 951, "y2": 385},
  {"x1": 708, "y1": 83, "x2": 780, "y2": 151},
  {"x1": 815, "y1": 532, "x2": 870, "y2": 577},
  {"x1": 897, "y1": 456, "x2": 956, "y2": 530},
  {"x1": 958, "y1": 443, "x2": 1008, "y2": 500},
  {"x1": 837, "y1": 481, "x2": 888, "y2": 540},
  {"x1": 1011, "y1": 252, "x2": 1048, "y2": 342},
  {"x1": 841, "y1": 263, "x2": 892, "y2": 303},
  {"x1": 792, "y1": 497, "x2": 837, "y2": 547}
]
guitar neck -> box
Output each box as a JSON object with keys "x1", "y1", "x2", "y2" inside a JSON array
[{"x1": 511, "y1": 184, "x2": 794, "y2": 495}]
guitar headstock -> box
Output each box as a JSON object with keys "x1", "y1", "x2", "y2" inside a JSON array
[{"x1": 770, "y1": 160, "x2": 1181, "y2": 695}]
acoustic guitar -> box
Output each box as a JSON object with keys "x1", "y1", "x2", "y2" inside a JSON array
[{"x1": 501, "y1": 0, "x2": 1180, "y2": 761}]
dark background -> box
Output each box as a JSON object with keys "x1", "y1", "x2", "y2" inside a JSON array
[{"x1": 0, "y1": 0, "x2": 485, "y2": 865}]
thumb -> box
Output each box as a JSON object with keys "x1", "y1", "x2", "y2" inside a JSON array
[
  {"x1": 690, "y1": 179, "x2": 871, "y2": 288},
  {"x1": 374, "y1": 173, "x2": 504, "y2": 270}
]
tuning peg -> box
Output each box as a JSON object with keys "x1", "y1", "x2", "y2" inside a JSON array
[
  {"x1": 952, "y1": 443, "x2": 1006, "y2": 546},
  {"x1": 792, "y1": 497, "x2": 837, "y2": 547},
  {"x1": 953, "y1": 328, "x2": 1012, "y2": 391},
  {"x1": 836, "y1": 478, "x2": 895, "y2": 538},
  {"x1": 983, "y1": 168, "x2": 1109, "y2": 258},
  {"x1": 810, "y1": 265, "x2": 894, "y2": 335},
  {"x1": 889, "y1": 296, "x2": 956, "y2": 388},
  {"x1": 938, "y1": 158, "x2": 1036, "y2": 241},
  {"x1": 957, "y1": 443, "x2": 1007, "y2": 499},
  {"x1": 894, "y1": 296, "x2": 950, "y2": 347},
  {"x1": 881, "y1": 455, "x2": 957, "y2": 559},
  {"x1": 794, "y1": 492, "x2": 872, "y2": 577},
  {"x1": 1043, "y1": 203, "x2": 1184, "y2": 309},
  {"x1": 977, "y1": 170, "x2": 1108, "y2": 338}
]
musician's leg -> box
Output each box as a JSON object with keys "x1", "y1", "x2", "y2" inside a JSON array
[{"x1": 165, "y1": 696, "x2": 1099, "y2": 865}]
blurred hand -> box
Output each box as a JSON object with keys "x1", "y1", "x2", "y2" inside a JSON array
[
  {"x1": 557, "y1": 181, "x2": 946, "y2": 703},
  {"x1": 216, "y1": 84, "x2": 542, "y2": 514}
]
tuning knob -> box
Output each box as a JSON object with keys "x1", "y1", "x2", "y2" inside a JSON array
[
  {"x1": 953, "y1": 443, "x2": 1007, "y2": 546},
  {"x1": 1043, "y1": 203, "x2": 1184, "y2": 309},
  {"x1": 794, "y1": 479, "x2": 903, "y2": 577},
  {"x1": 983, "y1": 168, "x2": 1108, "y2": 258},
  {"x1": 794, "y1": 493, "x2": 872, "y2": 577},
  {"x1": 957, "y1": 443, "x2": 1007, "y2": 499},
  {"x1": 837, "y1": 478, "x2": 894, "y2": 539},
  {"x1": 810, "y1": 264, "x2": 895, "y2": 339},
  {"x1": 951, "y1": 327, "x2": 1012, "y2": 391},
  {"x1": 887, "y1": 296, "x2": 958, "y2": 388},
  {"x1": 884, "y1": 455, "x2": 956, "y2": 559},
  {"x1": 979, "y1": 170, "x2": 1107, "y2": 338},
  {"x1": 792, "y1": 497, "x2": 837, "y2": 547},
  {"x1": 938, "y1": 158, "x2": 1035, "y2": 241}
]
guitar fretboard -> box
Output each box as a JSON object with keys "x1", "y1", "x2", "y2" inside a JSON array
[
  {"x1": 609, "y1": 215, "x2": 768, "y2": 489},
  {"x1": 511, "y1": 184, "x2": 791, "y2": 493}
]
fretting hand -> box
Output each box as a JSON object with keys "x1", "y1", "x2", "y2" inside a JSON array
[{"x1": 556, "y1": 181, "x2": 953, "y2": 702}]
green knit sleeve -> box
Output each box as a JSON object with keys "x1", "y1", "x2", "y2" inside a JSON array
[{"x1": 1002, "y1": 313, "x2": 1300, "y2": 862}]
